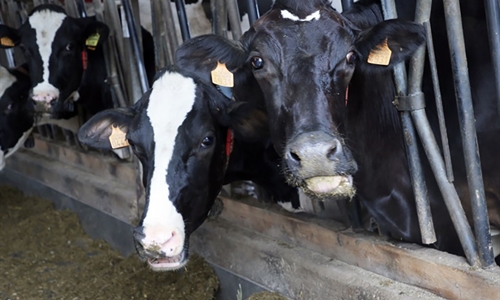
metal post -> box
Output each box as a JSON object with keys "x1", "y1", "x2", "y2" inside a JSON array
[
  {"x1": 122, "y1": 0, "x2": 149, "y2": 95},
  {"x1": 381, "y1": 0, "x2": 436, "y2": 245},
  {"x1": 212, "y1": 0, "x2": 228, "y2": 37},
  {"x1": 424, "y1": 22, "x2": 454, "y2": 182},
  {"x1": 443, "y1": 0, "x2": 494, "y2": 267},
  {"x1": 246, "y1": 0, "x2": 260, "y2": 25},
  {"x1": 161, "y1": 0, "x2": 180, "y2": 61},
  {"x1": 341, "y1": 0, "x2": 353, "y2": 11},
  {"x1": 226, "y1": 0, "x2": 243, "y2": 40},
  {"x1": 484, "y1": 0, "x2": 500, "y2": 117},
  {"x1": 174, "y1": 0, "x2": 191, "y2": 41}
]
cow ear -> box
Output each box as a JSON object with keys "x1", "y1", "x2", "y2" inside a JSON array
[
  {"x1": 0, "y1": 25, "x2": 20, "y2": 49},
  {"x1": 78, "y1": 18, "x2": 109, "y2": 50},
  {"x1": 220, "y1": 102, "x2": 269, "y2": 142},
  {"x1": 354, "y1": 19, "x2": 425, "y2": 69},
  {"x1": 78, "y1": 108, "x2": 134, "y2": 150},
  {"x1": 175, "y1": 34, "x2": 249, "y2": 84}
]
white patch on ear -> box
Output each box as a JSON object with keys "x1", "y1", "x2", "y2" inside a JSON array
[
  {"x1": 28, "y1": 10, "x2": 66, "y2": 99},
  {"x1": 0, "y1": 66, "x2": 16, "y2": 97},
  {"x1": 142, "y1": 71, "x2": 197, "y2": 255},
  {"x1": 281, "y1": 10, "x2": 320, "y2": 22}
]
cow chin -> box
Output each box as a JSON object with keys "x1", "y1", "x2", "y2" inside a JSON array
[
  {"x1": 287, "y1": 173, "x2": 356, "y2": 201},
  {"x1": 134, "y1": 238, "x2": 189, "y2": 272}
]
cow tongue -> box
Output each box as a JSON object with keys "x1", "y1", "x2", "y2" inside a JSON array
[{"x1": 305, "y1": 176, "x2": 343, "y2": 194}]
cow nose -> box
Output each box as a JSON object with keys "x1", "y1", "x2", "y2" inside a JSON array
[
  {"x1": 32, "y1": 99, "x2": 54, "y2": 113},
  {"x1": 133, "y1": 225, "x2": 183, "y2": 257},
  {"x1": 286, "y1": 131, "x2": 342, "y2": 167},
  {"x1": 285, "y1": 131, "x2": 354, "y2": 179},
  {"x1": 31, "y1": 93, "x2": 57, "y2": 102}
]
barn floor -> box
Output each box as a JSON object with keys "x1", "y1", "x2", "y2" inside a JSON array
[{"x1": 0, "y1": 185, "x2": 220, "y2": 300}]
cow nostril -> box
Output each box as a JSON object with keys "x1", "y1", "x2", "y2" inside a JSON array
[
  {"x1": 288, "y1": 150, "x2": 301, "y2": 164},
  {"x1": 327, "y1": 140, "x2": 342, "y2": 161}
]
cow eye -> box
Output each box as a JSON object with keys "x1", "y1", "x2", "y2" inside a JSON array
[
  {"x1": 346, "y1": 51, "x2": 357, "y2": 65},
  {"x1": 65, "y1": 43, "x2": 74, "y2": 51},
  {"x1": 201, "y1": 136, "x2": 214, "y2": 148},
  {"x1": 251, "y1": 57, "x2": 264, "y2": 70}
]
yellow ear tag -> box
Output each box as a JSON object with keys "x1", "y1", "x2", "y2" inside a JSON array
[
  {"x1": 85, "y1": 32, "x2": 100, "y2": 50},
  {"x1": 109, "y1": 124, "x2": 130, "y2": 149},
  {"x1": 367, "y1": 38, "x2": 392, "y2": 66},
  {"x1": 0, "y1": 37, "x2": 15, "y2": 47},
  {"x1": 211, "y1": 62, "x2": 234, "y2": 87}
]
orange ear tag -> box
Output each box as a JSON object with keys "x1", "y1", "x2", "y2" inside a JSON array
[
  {"x1": 85, "y1": 33, "x2": 100, "y2": 51},
  {"x1": 211, "y1": 62, "x2": 234, "y2": 87},
  {"x1": 109, "y1": 124, "x2": 130, "y2": 149},
  {"x1": 367, "y1": 38, "x2": 392, "y2": 66},
  {"x1": 0, "y1": 37, "x2": 15, "y2": 47}
]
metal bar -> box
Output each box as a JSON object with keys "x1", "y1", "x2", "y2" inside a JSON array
[
  {"x1": 122, "y1": 0, "x2": 149, "y2": 95},
  {"x1": 246, "y1": 0, "x2": 260, "y2": 25},
  {"x1": 174, "y1": 0, "x2": 191, "y2": 41},
  {"x1": 442, "y1": 0, "x2": 494, "y2": 267},
  {"x1": 213, "y1": 0, "x2": 228, "y2": 37},
  {"x1": 226, "y1": 0, "x2": 243, "y2": 40},
  {"x1": 161, "y1": 0, "x2": 180, "y2": 61},
  {"x1": 484, "y1": 0, "x2": 500, "y2": 117},
  {"x1": 424, "y1": 22, "x2": 454, "y2": 182},
  {"x1": 341, "y1": 0, "x2": 353, "y2": 11},
  {"x1": 75, "y1": 0, "x2": 88, "y2": 18},
  {"x1": 150, "y1": 0, "x2": 168, "y2": 68},
  {"x1": 381, "y1": 0, "x2": 436, "y2": 245}
]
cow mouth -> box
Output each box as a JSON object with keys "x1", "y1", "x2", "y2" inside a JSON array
[
  {"x1": 303, "y1": 175, "x2": 355, "y2": 199},
  {"x1": 147, "y1": 249, "x2": 188, "y2": 271}
]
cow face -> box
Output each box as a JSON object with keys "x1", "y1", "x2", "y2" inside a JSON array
[
  {"x1": 0, "y1": 4, "x2": 108, "y2": 119},
  {"x1": 0, "y1": 65, "x2": 33, "y2": 170},
  {"x1": 78, "y1": 68, "x2": 266, "y2": 271},
  {"x1": 175, "y1": 0, "x2": 424, "y2": 200}
]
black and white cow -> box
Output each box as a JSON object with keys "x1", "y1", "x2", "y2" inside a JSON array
[
  {"x1": 0, "y1": 4, "x2": 155, "y2": 120},
  {"x1": 0, "y1": 64, "x2": 33, "y2": 170},
  {"x1": 173, "y1": 0, "x2": 490, "y2": 257},
  {"x1": 78, "y1": 65, "x2": 299, "y2": 271}
]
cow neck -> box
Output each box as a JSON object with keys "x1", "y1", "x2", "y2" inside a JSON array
[{"x1": 215, "y1": 84, "x2": 234, "y2": 173}]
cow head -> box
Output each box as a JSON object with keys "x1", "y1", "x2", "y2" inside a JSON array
[
  {"x1": 78, "y1": 67, "x2": 266, "y2": 271},
  {"x1": 0, "y1": 4, "x2": 109, "y2": 119},
  {"x1": 0, "y1": 65, "x2": 33, "y2": 170},
  {"x1": 176, "y1": 0, "x2": 425, "y2": 201}
]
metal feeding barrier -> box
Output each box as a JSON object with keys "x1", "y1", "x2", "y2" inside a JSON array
[{"x1": 343, "y1": 0, "x2": 498, "y2": 268}]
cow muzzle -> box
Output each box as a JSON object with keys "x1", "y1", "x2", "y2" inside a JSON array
[
  {"x1": 133, "y1": 225, "x2": 188, "y2": 271},
  {"x1": 284, "y1": 131, "x2": 357, "y2": 199}
]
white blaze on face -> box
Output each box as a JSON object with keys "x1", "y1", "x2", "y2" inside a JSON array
[
  {"x1": 28, "y1": 10, "x2": 66, "y2": 101},
  {"x1": 142, "y1": 72, "x2": 197, "y2": 256},
  {"x1": 281, "y1": 10, "x2": 321, "y2": 22}
]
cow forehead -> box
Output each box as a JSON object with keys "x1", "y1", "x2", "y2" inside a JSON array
[
  {"x1": 0, "y1": 67, "x2": 16, "y2": 103},
  {"x1": 28, "y1": 10, "x2": 66, "y2": 46},
  {"x1": 141, "y1": 71, "x2": 197, "y2": 228}
]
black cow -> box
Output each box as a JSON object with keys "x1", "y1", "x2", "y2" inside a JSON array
[
  {"x1": 0, "y1": 64, "x2": 33, "y2": 170},
  {"x1": 174, "y1": 0, "x2": 500, "y2": 256},
  {"x1": 78, "y1": 66, "x2": 299, "y2": 271},
  {"x1": 0, "y1": 4, "x2": 155, "y2": 120}
]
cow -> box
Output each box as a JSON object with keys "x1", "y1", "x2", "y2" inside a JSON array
[
  {"x1": 0, "y1": 4, "x2": 155, "y2": 121},
  {"x1": 78, "y1": 65, "x2": 300, "y2": 271},
  {"x1": 172, "y1": 0, "x2": 500, "y2": 258},
  {"x1": 0, "y1": 64, "x2": 33, "y2": 171}
]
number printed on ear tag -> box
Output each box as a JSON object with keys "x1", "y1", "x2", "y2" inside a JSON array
[
  {"x1": 109, "y1": 124, "x2": 130, "y2": 149},
  {"x1": 367, "y1": 38, "x2": 392, "y2": 66}
]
